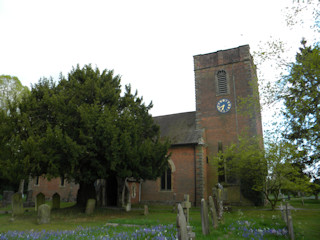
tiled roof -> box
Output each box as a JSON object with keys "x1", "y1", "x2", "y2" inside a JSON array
[{"x1": 153, "y1": 111, "x2": 204, "y2": 146}]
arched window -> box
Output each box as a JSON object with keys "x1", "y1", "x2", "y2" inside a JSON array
[
  {"x1": 217, "y1": 70, "x2": 228, "y2": 95},
  {"x1": 161, "y1": 167, "x2": 172, "y2": 191}
]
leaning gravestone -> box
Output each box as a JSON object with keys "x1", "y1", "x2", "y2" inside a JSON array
[
  {"x1": 36, "y1": 193, "x2": 45, "y2": 211},
  {"x1": 209, "y1": 196, "x2": 218, "y2": 229},
  {"x1": 37, "y1": 204, "x2": 51, "y2": 224},
  {"x1": 52, "y1": 193, "x2": 60, "y2": 209},
  {"x1": 85, "y1": 199, "x2": 96, "y2": 214},
  {"x1": 176, "y1": 203, "x2": 188, "y2": 240},
  {"x1": 11, "y1": 192, "x2": 24, "y2": 216},
  {"x1": 201, "y1": 198, "x2": 210, "y2": 235}
]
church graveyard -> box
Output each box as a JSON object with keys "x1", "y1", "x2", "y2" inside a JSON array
[{"x1": 0, "y1": 194, "x2": 319, "y2": 239}]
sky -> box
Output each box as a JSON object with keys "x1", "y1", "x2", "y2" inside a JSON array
[{"x1": 0, "y1": 0, "x2": 316, "y2": 124}]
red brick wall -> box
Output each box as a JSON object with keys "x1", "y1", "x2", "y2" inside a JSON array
[
  {"x1": 141, "y1": 145, "x2": 196, "y2": 205},
  {"x1": 194, "y1": 45, "x2": 263, "y2": 198},
  {"x1": 30, "y1": 176, "x2": 79, "y2": 202}
]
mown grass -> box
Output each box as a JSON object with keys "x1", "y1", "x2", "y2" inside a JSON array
[{"x1": 0, "y1": 199, "x2": 319, "y2": 239}]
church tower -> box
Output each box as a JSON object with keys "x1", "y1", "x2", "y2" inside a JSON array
[{"x1": 193, "y1": 45, "x2": 263, "y2": 204}]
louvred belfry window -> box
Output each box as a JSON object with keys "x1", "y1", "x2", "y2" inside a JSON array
[{"x1": 217, "y1": 70, "x2": 228, "y2": 95}]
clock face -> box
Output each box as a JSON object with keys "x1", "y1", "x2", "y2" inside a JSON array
[{"x1": 217, "y1": 98, "x2": 232, "y2": 113}]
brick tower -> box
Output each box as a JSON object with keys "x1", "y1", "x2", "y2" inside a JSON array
[{"x1": 193, "y1": 45, "x2": 263, "y2": 204}]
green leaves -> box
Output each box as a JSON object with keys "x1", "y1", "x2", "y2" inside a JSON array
[
  {"x1": 2, "y1": 64, "x2": 169, "y2": 191},
  {"x1": 282, "y1": 41, "x2": 320, "y2": 171}
]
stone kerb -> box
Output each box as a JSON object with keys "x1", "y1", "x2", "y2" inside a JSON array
[
  {"x1": 36, "y1": 192, "x2": 45, "y2": 211},
  {"x1": 11, "y1": 192, "x2": 24, "y2": 216},
  {"x1": 52, "y1": 193, "x2": 60, "y2": 209},
  {"x1": 37, "y1": 204, "x2": 51, "y2": 224},
  {"x1": 200, "y1": 198, "x2": 209, "y2": 235}
]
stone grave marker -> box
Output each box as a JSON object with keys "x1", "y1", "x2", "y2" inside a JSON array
[
  {"x1": 216, "y1": 183, "x2": 224, "y2": 221},
  {"x1": 11, "y1": 192, "x2": 24, "y2": 216},
  {"x1": 85, "y1": 198, "x2": 96, "y2": 214},
  {"x1": 280, "y1": 202, "x2": 287, "y2": 224},
  {"x1": 209, "y1": 195, "x2": 218, "y2": 229},
  {"x1": 201, "y1": 198, "x2": 210, "y2": 235},
  {"x1": 144, "y1": 205, "x2": 149, "y2": 215},
  {"x1": 172, "y1": 193, "x2": 177, "y2": 212},
  {"x1": 52, "y1": 193, "x2": 60, "y2": 209},
  {"x1": 181, "y1": 194, "x2": 191, "y2": 224},
  {"x1": 37, "y1": 204, "x2": 51, "y2": 224},
  {"x1": 286, "y1": 202, "x2": 294, "y2": 240},
  {"x1": 2, "y1": 191, "x2": 14, "y2": 207},
  {"x1": 36, "y1": 192, "x2": 45, "y2": 211},
  {"x1": 176, "y1": 203, "x2": 188, "y2": 240}
]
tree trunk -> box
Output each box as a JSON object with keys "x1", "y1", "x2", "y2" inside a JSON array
[{"x1": 76, "y1": 181, "x2": 96, "y2": 209}]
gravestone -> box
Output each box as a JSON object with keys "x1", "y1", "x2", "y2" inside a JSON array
[
  {"x1": 2, "y1": 191, "x2": 14, "y2": 207},
  {"x1": 11, "y1": 192, "x2": 24, "y2": 216},
  {"x1": 37, "y1": 204, "x2": 51, "y2": 224},
  {"x1": 52, "y1": 193, "x2": 60, "y2": 209},
  {"x1": 36, "y1": 193, "x2": 45, "y2": 211},
  {"x1": 172, "y1": 193, "x2": 177, "y2": 212},
  {"x1": 209, "y1": 196, "x2": 218, "y2": 229},
  {"x1": 122, "y1": 179, "x2": 131, "y2": 212},
  {"x1": 85, "y1": 198, "x2": 96, "y2": 214},
  {"x1": 280, "y1": 202, "x2": 287, "y2": 224},
  {"x1": 176, "y1": 203, "x2": 188, "y2": 240},
  {"x1": 286, "y1": 202, "x2": 295, "y2": 240},
  {"x1": 144, "y1": 205, "x2": 149, "y2": 215},
  {"x1": 181, "y1": 194, "x2": 191, "y2": 224},
  {"x1": 201, "y1": 198, "x2": 210, "y2": 235},
  {"x1": 216, "y1": 183, "x2": 224, "y2": 221}
]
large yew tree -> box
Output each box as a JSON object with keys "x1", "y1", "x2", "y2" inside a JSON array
[{"x1": 4, "y1": 65, "x2": 170, "y2": 207}]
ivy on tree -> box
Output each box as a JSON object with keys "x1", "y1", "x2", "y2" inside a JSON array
[{"x1": 4, "y1": 65, "x2": 170, "y2": 207}]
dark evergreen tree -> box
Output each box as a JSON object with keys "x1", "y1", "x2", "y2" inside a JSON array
[{"x1": 3, "y1": 65, "x2": 170, "y2": 207}]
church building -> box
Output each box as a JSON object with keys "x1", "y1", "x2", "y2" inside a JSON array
[{"x1": 28, "y1": 45, "x2": 263, "y2": 206}]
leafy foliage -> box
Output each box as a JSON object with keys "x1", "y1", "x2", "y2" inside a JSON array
[
  {"x1": 2, "y1": 65, "x2": 170, "y2": 206},
  {"x1": 280, "y1": 41, "x2": 320, "y2": 173},
  {"x1": 216, "y1": 134, "x2": 312, "y2": 210}
]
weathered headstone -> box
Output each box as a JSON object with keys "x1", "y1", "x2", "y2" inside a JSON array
[
  {"x1": 144, "y1": 205, "x2": 149, "y2": 215},
  {"x1": 85, "y1": 198, "x2": 96, "y2": 214},
  {"x1": 201, "y1": 198, "x2": 210, "y2": 235},
  {"x1": 37, "y1": 204, "x2": 51, "y2": 224},
  {"x1": 216, "y1": 183, "x2": 224, "y2": 222},
  {"x1": 286, "y1": 202, "x2": 294, "y2": 240},
  {"x1": 122, "y1": 178, "x2": 131, "y2": 212},
  {"x1": 209, "y1": 195, "x2": 218, "y2": 229},
  {"x1": 181, "y1": 194, "x2": 191, "y2": 224},
  {"x1": 36, "y1": 192, "x2": 45, "y2": 211},
  {"x1": 172, "y1": 193, "x2": 177, "y2": 212},
  {"x1": 280, "y1": 202, "x2": 287, "y2": 224},
  {"x1": 2, "y1": 191, "x2": 14, "y2": 207},
  {"x1": 11, "y1": 192, "x2": 24, "y2": 216},
  {"x1": 176, "y1": 203, "x2": 188, "y2": 240},
  {"x1": 52, "y1": 193, "x2": 60, "y2": 209}
]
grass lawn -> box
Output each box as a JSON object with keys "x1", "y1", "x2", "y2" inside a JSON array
[{"x1": 0, "y1": 198, "x2": 319, "y2": 239}]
